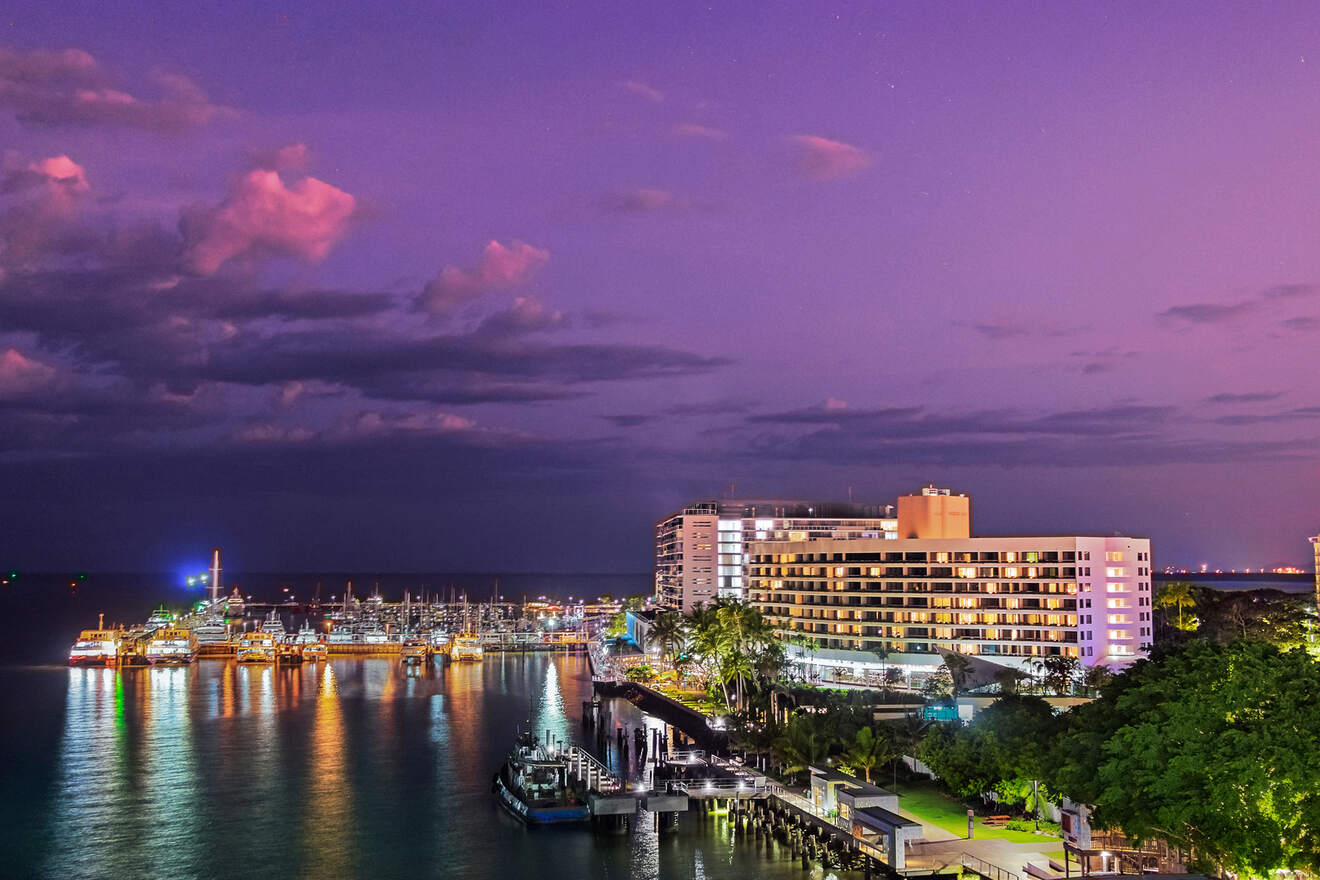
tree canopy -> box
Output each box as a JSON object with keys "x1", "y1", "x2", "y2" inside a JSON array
[{"x1": 1045, "y1": 639, "x2": 1320, "y2": 878}]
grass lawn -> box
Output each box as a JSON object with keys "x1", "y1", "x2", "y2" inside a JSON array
[{"x1": 890, "y1": 781, "x2": 1060, "y2": 844}]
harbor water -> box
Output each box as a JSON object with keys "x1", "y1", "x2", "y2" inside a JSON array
[{"x1": 0, "y1": 655, "x2": 831, "y2": 880}]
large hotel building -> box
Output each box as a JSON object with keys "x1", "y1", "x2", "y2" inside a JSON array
[
  {"x1": 654, "y1": 499, "x2": 897, "y2": 613},
  {"x1": 656, "y1": 486, "x2": 1154, "y2": 683}
]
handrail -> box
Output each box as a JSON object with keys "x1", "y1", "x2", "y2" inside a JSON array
[
  {"x1": 961, "y1": 852, "x2": 1020, "y2": 880},
  {"x1": 669, "y1": 778, "x2": 770, "y2": 795}
]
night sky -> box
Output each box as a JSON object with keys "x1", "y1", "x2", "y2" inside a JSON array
[{"x1": 2, "y1": 3, "x2": 1318, "y2": 573}]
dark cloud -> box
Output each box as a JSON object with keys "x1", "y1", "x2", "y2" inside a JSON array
[
  {"x1": 0, "y1": 47, "x2": 235, "y2": 130},
  {"x1": 606, "y1": 188, "x2": 682, "y2": 213},
  {"x1": 665, "y1": 400, "x2": 756, "y2": 417},
  {"x1": 1204, "y1": 391, "x2": 1283, "y2": 404},
  {"x1": 1211, "y1": 406, "x2": 1320, "y2": 427},
  {"x1": 1280, "y1": 316, "x2": 1320, "y2": 332},
  {"x1": 1158, "y1": 301, "x2": 1256, "y2": 324},
  {"x1": 1261, "y1": 284, "x2": 1317, "y2": 300},
  {"x1": 600, "y1": 414, "x2": 656, "y2": 428},
  {"x1": 1158, "y1": 283, "x2": 1319, "y2": 328},
  {"x1": 968, "y1": 322, "x2": 1030, "y2": 340}
]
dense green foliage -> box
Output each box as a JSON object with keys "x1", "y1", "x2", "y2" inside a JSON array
[
  {"x1": 919, "y1": 695, "x2": 1058, "y2": 807},
  {"x1": 1046, "y1": 639, "x2": 1320, "y2": 877},
  {"x1": 1154, "y1": 583, "x2": 1316, "y2": 651},
  {"x1": 915, "y1": 640, "x2": 1320, "y2": 877}
]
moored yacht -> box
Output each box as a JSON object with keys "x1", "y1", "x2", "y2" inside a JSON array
[
  {"x1": 259, "y1": 609, "x2": 287, "y2": 638},
  {"x1": 492, "y1": 731, "x2": 589, "y2": 824}
]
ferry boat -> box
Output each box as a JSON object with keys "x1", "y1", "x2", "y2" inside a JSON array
[
  {"x1": 293, "y1": 621, "x2": 326, "y2": 661},
  {"x1": 448, "y1": 633, "x2": 484, "y2": 662},
  {"x1": 68, "y1": 618, "x2": 121, "y2": 666},
  {"x1": 145, "y1": 628, "x2": 198, "y2": 665},
  {"x1": 400, "y1": 637, "x2": 430, "y2": 665},
  {"x1": 236, "y1": 630, "x2": 277, "y2": 663},
  {"x1": 492, "y1": 731, "x2": 589, "y2": 825}
]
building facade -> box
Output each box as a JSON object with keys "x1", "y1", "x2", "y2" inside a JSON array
[
  {"x1": 747, "y1": 489, "x2": 1153, "y2": 683},
  {"x1": 654, "y1": 499, "x2": 897, "y2": 613},
  {"x1": 1311, "y1": 532, "x2": 1319, "y2": 609}
]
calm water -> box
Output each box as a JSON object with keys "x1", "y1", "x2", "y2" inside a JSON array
[{"x1": 0, "y1": 656, "x2": 826, "y2": 880}]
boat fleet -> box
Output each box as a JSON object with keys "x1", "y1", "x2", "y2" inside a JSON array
[{"x1": 66, "y1": 548, "x2": 601, "y2": 668}]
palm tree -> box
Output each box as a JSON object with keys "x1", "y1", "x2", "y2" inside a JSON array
[
  {"x1": 772, "y1": 715, "x2": 831, "y2": 782},
  {"x1": 1154, "y1": 581, "x2": 1198, "y2": 631},
  {"x1": 843, "y1": 725, "x2": 894, "y2": 784},
  {"x1": 871, "y1": 646, "x2": 891, "y2": 693},
  {"x1": 1039, "y1": 654, "x2": 1080, "y2": 696},
  {"x1": 647, "y1": 611, "x2": 686, "y2": 670}
]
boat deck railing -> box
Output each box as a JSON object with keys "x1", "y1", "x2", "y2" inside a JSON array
[{"x1": 563, "y1": 745, "x2": 624, "y2": 794}]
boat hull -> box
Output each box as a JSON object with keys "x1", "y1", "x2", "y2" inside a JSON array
[
  {"x1": 147, "y1": 654, "x2": 197, "y2": 665},
  {"x1": 68, "y1": 655, "x2": 117, "y2": 667},
  {"x1": 493, "y1": 765, "x2": 589, "y2": 825}
]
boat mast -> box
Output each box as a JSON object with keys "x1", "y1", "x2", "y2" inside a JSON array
[{"x1": 209, "y1": 546, "x2": 223, "y2": 609}]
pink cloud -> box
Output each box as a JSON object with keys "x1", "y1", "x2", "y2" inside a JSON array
[
  {"x1": 477, "y1": 296, "x2": 565, "y2": 336},
  {"x1": 789, "y1": 134, "x2": 871, "y2": 179},
  {"x1": 0, "y1": 47, "x2": 235, "y2": 130},
  {"x1": 234, "y1": 422, "x2": 319, "y2": 445},
  {"x1": 421, "y1": 239, "x2": 549, "y2": 314},
  {"x1": 622, "y1": 79, "x2": 664, "y2": 103},
  {"x1": 1, "y1": 153, "x2": 92, "y2": 269},
  {"x1": 338, "y1": 410, "x2": 476, "y2": 439},
  {"x1": 182, "y1": 169, "x2": 357, "y2": 275},
  {"x1": 1, "y1": 153, "x2": 89, "y2": 209},
  {"x1": 0, "y1": 348, "x2": 58, "y2": 396},
  {"x1": 672, "y1": 122, "x2": 727, "y2": 139},
  {"x1": 824, "y1": 397, "x2": 849, "y2": 411}
]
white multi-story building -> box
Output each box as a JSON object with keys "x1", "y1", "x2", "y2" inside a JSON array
[
  {"x1": 654, "y1": 499, "x2": 897, "y2": 613},
  {"x1": 1310, "y1": 532, "x2": 1319, "y2": 609},
  {"x1": 746, "y1": 487, "x2": 1154, "y2": 684}
]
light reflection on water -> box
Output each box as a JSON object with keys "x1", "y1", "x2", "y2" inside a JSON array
[{"x1": 9, "y1": 656, "x2": 835, "y2": 880}]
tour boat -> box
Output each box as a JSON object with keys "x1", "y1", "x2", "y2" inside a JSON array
[
  {"x1": 68, "y1": 619, "x2": 122, "y2": 666},
  {"x1": 277, "y1": 640, "x2": 304, "y2": 664},
  {"x1": 293, "y1": 622, "x2": 326, "y2": 661},
  {"x1": 448, "y1": 633, "x2": 484, "y2": 662},
  {"x1": 492, "y1": 731, "x2": 589, "y2": 825},
  {"x1": 400, "y1": 637, "x2": 430, "y2": 665},
  {"x1": 145, "y1": 627, "x2": 199, "y2": 665},
  {"x1": 236, "y1": 630, "x2": 277, "y2": 663}
]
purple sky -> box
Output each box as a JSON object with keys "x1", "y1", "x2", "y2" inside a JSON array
[{"x1": 1, "y1": 3, "x2": 1318, "y2": 572}]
